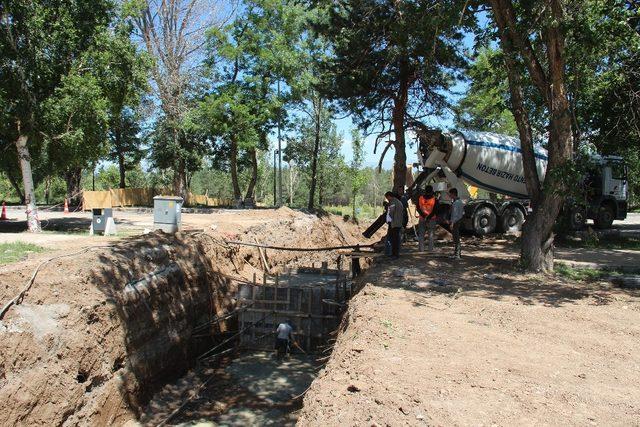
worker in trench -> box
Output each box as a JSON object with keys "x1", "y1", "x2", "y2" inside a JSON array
[
  {"x1": 274, "y1": 319, "x2": 300, "y2": 360},
  {"x1": 416, "y1": 185, "x2": 438, "y2": 253}
]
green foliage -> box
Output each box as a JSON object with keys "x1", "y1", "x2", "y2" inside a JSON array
[
  {"x1": 454, "y1": 48, "x2": 517, "y2": 135},
  {"x1": 43, "y1": 72, "x2": 110, "y2": 171},
  {"x1": 91, "y1": 21, "x2": 150, "y2": 187},
  {"x1": 149, "y1": 116, "x2": 208, "y2": 175},
  {"x1": 284, "y1": 109, "x2": 348, "y2": 207},
  {"x1": 0, "y1": 0, "x2": 114, "y2": 140},
  {"x1": 349, "y1": 129, "x2": 367, "y2": 218},
  {"x1": 314, "y1": 0, "x2": 471, "y2": 132},
  {"x1": 0, "y1": 242, "x2": 46, "y2": 265}
]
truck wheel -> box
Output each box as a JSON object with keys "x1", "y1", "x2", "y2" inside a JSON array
[
  {"x1": 500, "y1": 207, "x2": 524, "y2": 234},
  {"x1": 594, "y1": 204, "x2": 615, "y2": 229},
  {"x1": 567, "y1": 206, "x2": 586, "y2": 231},
  {"x1": 473, "y1": 206, "x2": 497, "y2": 236}
]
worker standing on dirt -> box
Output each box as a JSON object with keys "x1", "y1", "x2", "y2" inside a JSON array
[
  {"x1": 275, "y1": 319, "x2": 296, "y2": 359},
  {"x1": 417, "y1": 186, "x2": 438, "y2": 252},
  {"x1": 447, "y1": 188, "x2": 465, "y2": 259},
  {"x1": 385, "y1": 191, "x2": 404, "y2": 259}
]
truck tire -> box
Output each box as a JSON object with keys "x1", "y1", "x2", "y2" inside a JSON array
[
  {"x1": 500, "y1": 206, "x2": 524, "y2": 234},
  {"x1": 567, "y1": 206, "x2": 586, "y2": 231},
  {"x1": 594, "y1": 204, "x2": 615, "y2": 229},
  {"x1": 473, "y1": 206, "x2": 497, "y2": 236}
]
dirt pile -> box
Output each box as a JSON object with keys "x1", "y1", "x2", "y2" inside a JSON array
[{"x1": 0, "y1": 210, "x2": 369, "y2": 426}]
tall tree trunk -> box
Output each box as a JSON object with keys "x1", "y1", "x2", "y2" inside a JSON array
[
  {"x1": 45, "y1": 176, "x2": 50, "y2": 205},
  {"x1": 245, "y1": 147, "x2": 258, "y2": 201},
  {"x1": 308, "y1": 97, "x2": 322, "y2": 211},
  {"x1": 352, "y1": 194, "x2": 357, "y2": 219},
  {"x1": 65, "y1": 167, "x2": 82, "y2": 207},
  {"x1": 2, "y1": 164, "x2": 25, "y2": 203},
  {"x1": 229, "y1": 136, "x2": 242, "y2": 204},
  {"x1": 392, "y1": 69, "x2": 409, "y2": 195},
  {"x1": 493, "y1": 8, "x2": 541, "y2": 206},
  {"x1": 114, "y1": 126, "x2": 126, "y2": 189},
  {"x1": 289, "y1": 162, "x2": 295, "y2": 205},
  {"x1": 172, "y1": 159, "x2": 187, "y2": 199},
  {"x1": 118, "y1": 153, "x2": 126, "y2": 189},
  {"x1": 491, "y1": 0, "x2": 573, "y2": 272},
  {"x1": 15, "y1": 135, "x2": 41, "y2": 232}
]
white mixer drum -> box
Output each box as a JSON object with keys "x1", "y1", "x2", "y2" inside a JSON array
[{"x1": 451, "y1": 130, "x2": 547, "y2": 198}]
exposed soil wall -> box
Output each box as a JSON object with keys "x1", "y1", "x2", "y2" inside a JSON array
[
  {"x1": 0, "y1": 210, "x2": 371, "y2": 426},
  {"x1": 0, "y1": 232, "x2": 242, "y2": 425}
]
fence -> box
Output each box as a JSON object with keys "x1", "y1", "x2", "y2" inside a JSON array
[{"x1": 82, "y1": 188, "x2": 232, "y2": 210}]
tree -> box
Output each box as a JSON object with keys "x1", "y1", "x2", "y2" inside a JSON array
[
  {"x1": 203, "y1": 0, "x2": 305, "y2": 204},
  {"x1": 285, "y1": 112, "x2": 346, "y2": 209},
  {"x1": 196, "y1": 83, "x2": 265, "y2": 203},
  {"x1": 43, "y1": 71, "x2": 110, "y2": 205},
  {"x1": 349, "y1": 128, "x2": 367, "y2": 219},
  {"x1": 563, "y1": 0, "x2": 640, "y2": 206},
  {"x1": 126, "y1": 0, "x2": 233, "y2": 198},
  {"x1": 488, "y1": 0, "x2": 574, "y2": 271},
  {"x1": 0, "y1": 0, "x2": 113, "y2": 231},
  {"x1": 91, "y1": 22, "x2": 150, "y2": 189},
  {"x1": 315, "y1": 0, "x2": 472, "y2": 194},
  {"x1": 454, "y1": 48, "x2": 517, "y2": 135}
]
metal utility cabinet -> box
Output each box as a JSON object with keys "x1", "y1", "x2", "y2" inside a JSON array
[
  {"x1": 153, "y1": 196, "x2": 183, "y2": 233},
  {"x1": 90, "y1": 208, "x2": 117, "y2": 236}
]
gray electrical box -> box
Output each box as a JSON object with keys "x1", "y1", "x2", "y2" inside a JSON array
[
  {"x1": 153, "y1": 196, "x2": 183, "y2": 233},
  {"x1": 90, "y1": 208, "x2": 116, "y2": 235}
]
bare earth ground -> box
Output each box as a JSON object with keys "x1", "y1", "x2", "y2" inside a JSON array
[
  {"x1": 1, "y1": 208, "x2": 638, "y2": 267},
  {"x1": 298, "y1": 241, "x2": 640, "y2": 426},
  {"x1": 1, "y1": 208, "x2": 640, "y2": 425},
  {"x1": 0, "y1": 207, "x2": 367, "y2": 426}
]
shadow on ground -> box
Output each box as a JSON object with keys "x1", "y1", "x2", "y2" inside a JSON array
[
  {"x1": 141, "y1": 351, "x2": 319, "y2": 426},
  {"x1": 0, "y1": 217, "x2": 139, "y2": 233},
  {"x1": 369, "y1": 239, "x2": 639, "y2": 308}
]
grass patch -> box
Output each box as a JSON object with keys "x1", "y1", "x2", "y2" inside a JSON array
[
  {"x1": 555, "y1": 263, "x2": 624, "y2": 282},
  {"x1": 0, "y1": 242, "x2": 46, "y2": 265},
  {"x1": 557, "y1": 234, "x2": 640, "y2": 251}
]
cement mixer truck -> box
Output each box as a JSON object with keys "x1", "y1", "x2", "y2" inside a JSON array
[{"x1": 407, "y1": 125, "x2": 628, "y2": 235}]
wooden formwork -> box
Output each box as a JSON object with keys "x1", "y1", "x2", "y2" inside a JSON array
[{"x1": 238, "y1": 266, "x2": 352, "y2": 353}]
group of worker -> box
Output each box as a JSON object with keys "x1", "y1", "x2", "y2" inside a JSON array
[{"x1": 384, "y1": 186, "x2": 465, "y2": 259}]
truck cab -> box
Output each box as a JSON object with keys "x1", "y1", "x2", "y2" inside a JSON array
[{"x1": 582, "y1": 156, "x2": 628, "y2": 229}]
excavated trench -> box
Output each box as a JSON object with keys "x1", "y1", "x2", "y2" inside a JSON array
[
  {"x1": 0, "y1": 211, "x2": 374, "y2": 426},
  {"x1": 138, "y1": 253, "x2": 368, "y2": 425}
]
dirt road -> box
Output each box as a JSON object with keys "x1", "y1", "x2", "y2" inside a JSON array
[{"x1": 299, "y1": 244, "x2": 640, "y2": 425}]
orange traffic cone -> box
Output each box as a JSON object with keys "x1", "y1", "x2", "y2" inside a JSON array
[
  {"x1": 0, "y1": 202, "x2": 7, "y2": 221},
  {"x1": 63, "y1": 198, "x2": 70, "y2": 214}
]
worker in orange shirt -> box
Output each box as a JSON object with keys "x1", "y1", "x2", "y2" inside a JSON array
[{"x1": 417, "y1": 185, "x2": 438, "y2": 252}]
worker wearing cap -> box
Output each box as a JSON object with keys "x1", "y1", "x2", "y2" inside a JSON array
[{"x1": 417, "y1": 185, "x2": 438, "y2": 252}]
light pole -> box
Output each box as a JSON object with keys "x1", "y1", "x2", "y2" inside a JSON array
[
  {"x1": 277, "y1": 80, "x2": 283, "y2": 206},
  {"x1": 273, "y1": 149, "x2": 278, "y2": 207}
]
